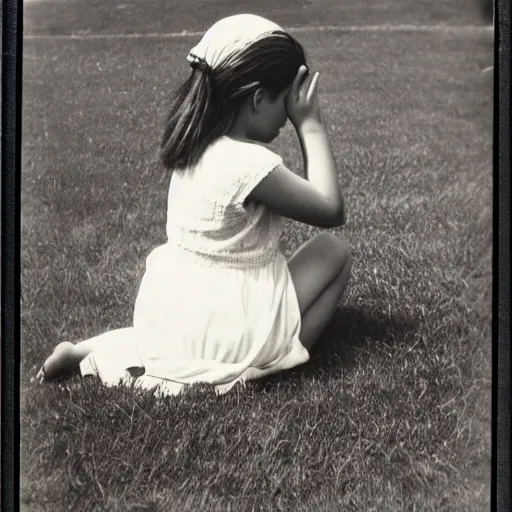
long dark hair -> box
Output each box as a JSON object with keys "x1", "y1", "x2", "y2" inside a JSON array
[{"x1": 160, "y1": 31, "x2": 307, "y2": 170}]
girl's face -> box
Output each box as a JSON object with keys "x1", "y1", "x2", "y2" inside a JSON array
[{"x1": 249, "y1": 87, "x2": 290, "y2": 143}]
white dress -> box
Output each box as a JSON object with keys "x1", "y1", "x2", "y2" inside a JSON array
[{"x1": 79, "y1": 136, "x2": 310, "y2": 395}]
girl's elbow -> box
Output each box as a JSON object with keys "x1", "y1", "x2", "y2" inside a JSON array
[
  {"x1": 320, "y1": 207, "x2": 346, "y2": 228},
  {"x1": 330, "y1": 216, "x2": 347, "y2": 228},
  {"x1": 330, "y1": 205, "x2": 347, "y2": 227}
]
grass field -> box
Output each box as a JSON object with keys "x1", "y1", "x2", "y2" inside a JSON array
[{"x1": 21, "y1": 1, "x2": 493, "y2": 510}]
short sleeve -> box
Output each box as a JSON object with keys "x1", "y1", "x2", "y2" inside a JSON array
[{"x1": 229, "y1": 141, "x2": 283, "y2": 207}]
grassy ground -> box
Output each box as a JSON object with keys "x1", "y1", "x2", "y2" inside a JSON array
[
  {"x1": 24, "y1": 0, "x2": 494, "y2": 35},
  {"x1": 21, "y1": 1, "x2": 493, "y2": 510}
]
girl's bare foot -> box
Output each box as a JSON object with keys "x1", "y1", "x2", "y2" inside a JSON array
[{"x1": 35, "y1": 342, "x2": 79, "y2": 383}]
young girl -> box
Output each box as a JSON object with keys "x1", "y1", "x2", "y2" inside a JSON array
[{"x1": 37, "y1": 14, "x2": 352, "y2": 396}]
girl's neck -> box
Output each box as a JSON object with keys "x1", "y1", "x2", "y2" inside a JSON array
[
  {"x1": 226, "y1": 122, "x2": 251, "y2": 143},
  {"x1": 225, "y1": 132, "x2": 253, "y2": 144},
  {"x1": 226, "y1": 104, "x2": 256, "y2": 143}
]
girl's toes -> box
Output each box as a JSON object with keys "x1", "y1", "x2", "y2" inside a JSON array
[
  {"x1": 43, "y1": 342, "x2": 77, "y2": 380},
  {"x1": 33, "y1": 366, "x2": 46, "y2": 384},
  {"x1": 32, "y1": 342, "x2": 77, "y2": 382}
]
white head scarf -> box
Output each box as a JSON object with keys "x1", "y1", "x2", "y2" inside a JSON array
[{"x1": 187, "y1": 14, "x2": 284, "y2": 71}]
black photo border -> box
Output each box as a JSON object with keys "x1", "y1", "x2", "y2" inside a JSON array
[
  {"x1": 492, "y1": 0, "x2": 511, "y2": 511},
  {"x1": 2, "y1": 0, "x2": 23, "y2": 510}
]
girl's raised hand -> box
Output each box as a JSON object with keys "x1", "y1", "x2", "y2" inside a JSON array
[{"x1": 286, "y1": 65, "x2": 322, "y2": 130}]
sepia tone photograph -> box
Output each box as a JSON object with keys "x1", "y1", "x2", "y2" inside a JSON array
[{"x1": 20, "y1": 0, "x2": 493, "y2": 510}]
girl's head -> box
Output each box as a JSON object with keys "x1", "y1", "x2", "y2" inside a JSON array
[{"x1": 161, "y1": 14, "x2": 307, "y2": 170}]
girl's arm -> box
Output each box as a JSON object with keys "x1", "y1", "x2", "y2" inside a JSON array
[
  {"x1": 248, "y1": 66, "x2": 346, "y2": 228},
  {"x1": 296, "y1": 117, "x2": 346, "y2": 224}
]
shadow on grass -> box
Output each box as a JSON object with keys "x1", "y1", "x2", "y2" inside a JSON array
[{"x1": 251, "y1": 305, "x2": 422, "y2": 391}]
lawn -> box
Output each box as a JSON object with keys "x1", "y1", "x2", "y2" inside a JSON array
[
  {"x1": 21, "y1": 1, "x2": 493, "y2": 510},
  {"x1": 24, "y1": 0, "x2": 493, "y2": 35}
]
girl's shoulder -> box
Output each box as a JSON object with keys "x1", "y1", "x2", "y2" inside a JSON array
[{"x1": 199, "y1": 136, "x2": 284, "y2": 205}]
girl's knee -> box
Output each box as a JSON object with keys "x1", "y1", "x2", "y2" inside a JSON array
[{"x1": 315, "y1": 232, "x2": 351, "y2": 269}]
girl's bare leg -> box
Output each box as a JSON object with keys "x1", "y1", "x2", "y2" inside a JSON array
[
  {"x1": 288, "y1": 232, "x2": 352, "y2": 351},
  {"x1": 36, "y1": 328, "x2": 134, "y2": 382}
]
